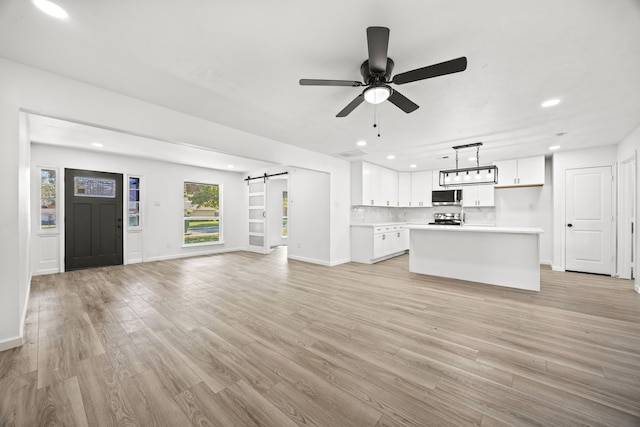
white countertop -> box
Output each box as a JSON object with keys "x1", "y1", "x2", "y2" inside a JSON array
[
  {"x1": 404, "y1": 224, "x2": 543, "y2": 234},
  {"x1": 351, "y1": 222, "x2": 406, "y2": 228}
]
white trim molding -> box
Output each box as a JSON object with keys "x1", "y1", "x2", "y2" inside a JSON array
[{"x1": 0, "y1": 335, "x2": 24, "y2": 352}]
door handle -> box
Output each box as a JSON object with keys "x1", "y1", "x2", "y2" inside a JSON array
[{"x1": 567, "y1": 223, "x2": 573, "y2": 227}]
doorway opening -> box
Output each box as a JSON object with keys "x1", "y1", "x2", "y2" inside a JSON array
[
  {"x1": 267, "y1": 176, "x2": 289, "y2": 252},
  {"x1": 65, "y1": 168, "x2": 124, "y2": 271},
  {"x1": 618, "y1": 155, "x2": 636, "y2": 280}
]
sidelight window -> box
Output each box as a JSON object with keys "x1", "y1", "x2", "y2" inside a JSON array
[
  {"x1": 40, "y1": 169, "x2": 57, "y2": 229},
  {"x1": 128, "y1": 177, "x2": 141, "y2": 228},
  {"x1": 282, "y1": 190, "x2": 288, "y2": 237},
  {"x1": 183, "y1": 181, "x2": 222, "y2": 245}
]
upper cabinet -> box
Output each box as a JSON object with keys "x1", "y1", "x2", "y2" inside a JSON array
[
  {"x1": 462, "y1": 184, "x2": 495, "y2": 207},
  {"x1": 411, "y1": 171, "x2": 432, "y2": 207},
  {"x1": 494, "y1": 156, "x2": 545, "y2": 188},
  {"x1": 351, "y1": 161, "x2": 398, "y2": 206},
  {"x1": 381, "y1": 167, "x2": 399, "y2": 207},
  {"x1": 398, "y1": 172, "x2": 412, "y2": 207}
]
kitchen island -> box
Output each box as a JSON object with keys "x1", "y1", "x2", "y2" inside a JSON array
[{"x1": 404, "y1": 224, "x2": 543, "y2": 291}]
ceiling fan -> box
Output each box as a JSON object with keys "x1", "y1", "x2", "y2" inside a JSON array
[{"x1": 299, "y1": 27, "x2": 467, "y2": 117}]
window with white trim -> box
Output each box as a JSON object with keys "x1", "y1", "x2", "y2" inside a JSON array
[
  {"x1": 128, "y1": 177, "x2": 141, "y2": 228},
  {"x1": 282, "y1": 190, "x2": 288, "y2": 237},
  {"x1": 183, "y1": 181, "x2": 221, "y2": 245},
  {"x1": 40, "y1": 169, "x2": 57, "y2": 230}
]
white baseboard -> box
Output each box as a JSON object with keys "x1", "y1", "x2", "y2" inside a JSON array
[
  {"x1": 33, "y1": 268, "x2": 60, "y2": 276},
  {"x1": 1, "y1": 273, "x2": 32, "y2": 352},
  {"x1": 145, "y1": 247, "x2": 243, "y2": 263},
  {"x1": 551, "y1": 265, "x2": 565, "y2": 272},
  {"x1": 540, "y1": 259, "x2": 552, "y2": 266},
  {"x1": 0, "y1": 335, "x2": 24, "y2": 352},
  {"x1": 287, "y1": 254, "x2": 332, "y2": 266},
  {"x1": 329, "y1": 257, "x2": 351, "y2": 266}
]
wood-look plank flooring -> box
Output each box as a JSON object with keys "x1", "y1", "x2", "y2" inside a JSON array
[{"x1": 2, "y1": 247, "x2": 640, "y2": 426}]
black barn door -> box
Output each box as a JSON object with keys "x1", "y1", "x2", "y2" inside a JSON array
[{"x1": 65, "y1": 169, "x2": 123, "y2": 271}]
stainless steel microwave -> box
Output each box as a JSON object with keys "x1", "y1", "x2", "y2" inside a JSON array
[{"x1": 432, "y1": 189, "x2": 462, "y2": 206}]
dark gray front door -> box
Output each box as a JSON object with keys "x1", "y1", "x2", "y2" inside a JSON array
[{"x1": 65, "y1": 168, "x2": 123, "y2": 271}]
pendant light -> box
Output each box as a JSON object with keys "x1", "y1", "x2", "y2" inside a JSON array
[{"x1": 439, "y1": 142, "x2": 498, "y2": 186}]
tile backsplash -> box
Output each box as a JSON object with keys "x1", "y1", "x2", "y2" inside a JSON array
[{"x1": 351, "y1": 205, "x2": 496, "y2": 225}]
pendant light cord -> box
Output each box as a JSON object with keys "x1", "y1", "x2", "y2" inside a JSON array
[{"x1": 373, "y1": 104, "x2": 381, "y2": 137}]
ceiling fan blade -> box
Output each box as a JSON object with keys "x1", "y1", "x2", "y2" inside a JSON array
[
  {"x1": 300, "y1": 79, "x2": 362, "y2": 87},
  {"x1": 392, "y1": 56, "x2": 467, "y2": 85},
  {"x1": 367, "y1": 27, "x2": 390, "y2": 74},
  {"x1": 388, "y1": 89, "x2": 419, "y2": 113},
  {"x1": 336, "y1": 94, "x2": 364, "y2": 117}
]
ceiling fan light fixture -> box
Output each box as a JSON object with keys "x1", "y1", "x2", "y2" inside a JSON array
[{"x1": 364, "y1": 85, "x2": 391, "y2": 104}]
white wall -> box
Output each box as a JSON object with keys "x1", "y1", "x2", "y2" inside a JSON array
[
  {"x1": 0, "y1": 90, "x2": 22, "y2": 349},
  {"x1": 0, "y1": 58, "x2": 351, "y2": 349},
  {"x1": 552, "y1": 145, "x2": 617, "y2": 271},
  {"x1": 617, "y1": 124, "x2": 640, "y2": 292},
  {"x1": 287, "y1": 168, "x2": 331, "y2": 265},
  {"x1": 267, "y1": 178, "x2": 288, "y2": 248},
  {"x1": 495, "y1": 157, "x2": 554, "y2": 264},
  {"x1": 31, "y1": 144, "x2": 247, "y2": 268}
]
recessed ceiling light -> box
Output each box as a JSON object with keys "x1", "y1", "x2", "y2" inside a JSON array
[
  {"x1": 32, "y1": 0, "x2": 69, "y2": 19},
  {"x1": 356, "y1": 140, "x2": 367, "y2": 147},
  {"x1": 409, "y1": 164, "x2": 417, "y2": 168},
  {"x1": 91, "y1": 142, "x2": 103, "y2": 148},
  {"x1": 549, "y1": 145, "x2": 561, "y2": 151},
  {"x1": 541, "y1": 98, "x2": 561, "y2": 108},
  {"x1": 387, "y1": 155, "x2": 395, "y2": 160},
  {"x1": 227, "y1": 165, "x2": 234, "y2": 169}
]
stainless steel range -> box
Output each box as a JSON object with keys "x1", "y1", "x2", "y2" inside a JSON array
[{"x1": 429, "y1": 212, "x2": 463, "y2": 226}]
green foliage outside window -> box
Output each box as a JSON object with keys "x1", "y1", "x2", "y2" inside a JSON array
[
  {"x1": 41, "y1": 169, "x2": 56, "y2": 229},
  {"x1": 184, "y1": 182, "x2": 220, "y2": 244}
]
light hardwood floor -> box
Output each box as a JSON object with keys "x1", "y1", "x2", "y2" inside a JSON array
[{"x1": 1, "y1": 248, "x2": 640, "y2": 426}]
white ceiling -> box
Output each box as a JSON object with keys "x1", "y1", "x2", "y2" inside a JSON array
[
  {"x1": 27, "y1": 114, "x2": 277, "y2": 173},
  {"x1": 2, "y1": 0, "x2": 640, "y2": 171}
]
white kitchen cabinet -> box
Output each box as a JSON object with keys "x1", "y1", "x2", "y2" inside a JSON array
[
  {"x1": 494, "y1": 156, "x2": 545, "y2": 188},
  {"x1": 398, "y1": 172, "x2": 412, "y2": 207},
  {"x1": 381, "y1": 167, "x2": 399, "y2": 206},
  {"x1": 411, "y1": 171, "x2": 432, "y2": 207},
  {"x1": 351, "y1": 161, "x2": 398, "y2": 206},
  {"x1": 462, "y1": 184, "x2": 495, "y2": 207},
  {"x1": 351, "y1": 224, "x2": 409, "y2": 264},
  {"x1": 432, "y1": 170, "x2": 444, "y2": 190},
  {"x1": 352, "y1": 161, "x2": 372, "y2": 205},
  {"x1": 393, "y1": 228, "x2": 410, "y2": 252}
]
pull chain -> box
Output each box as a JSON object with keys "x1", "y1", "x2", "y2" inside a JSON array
[{"x1": 373, "y1": 104, "x2": 381, "y2": 137}]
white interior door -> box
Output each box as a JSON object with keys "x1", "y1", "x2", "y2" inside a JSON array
[
  {"x1": 247, "y1": 180, "x2": 268, "y2": 254},
  {"x1": 565, "y1": 166, "x2": 613, "y2": 274}
]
